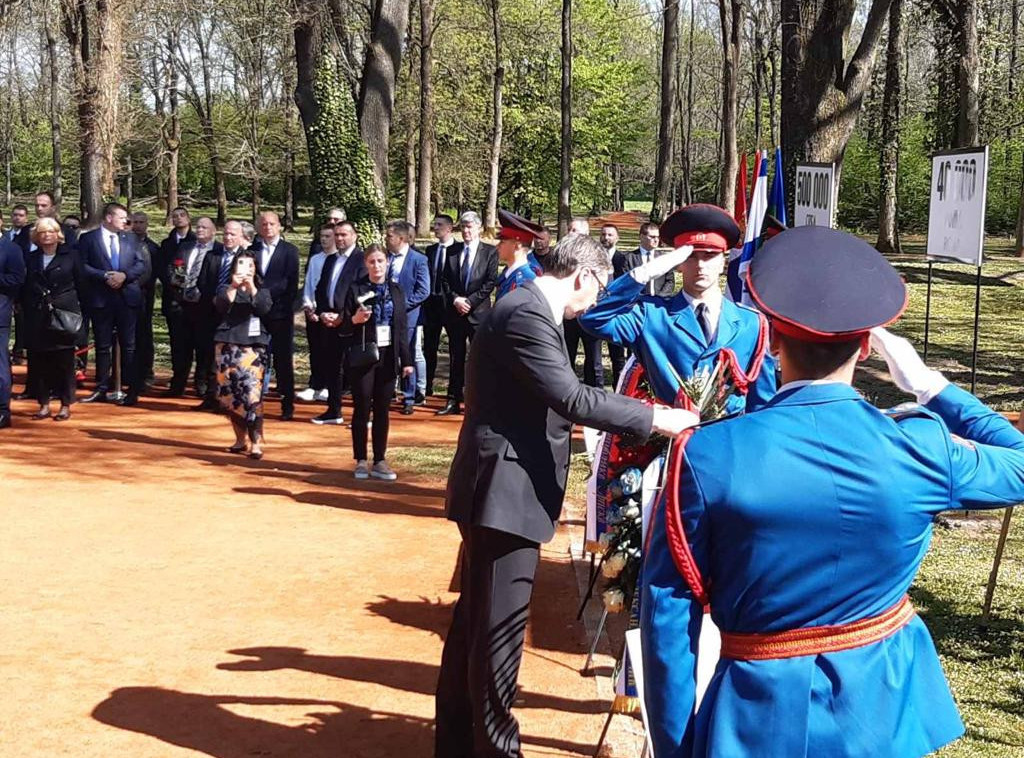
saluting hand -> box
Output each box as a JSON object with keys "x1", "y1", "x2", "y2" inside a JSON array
[
  {"x1": 631, "y1": 245, "x2": 694, "y2": 286},
  {"x1": 869, "y1": 327, "x2": 949, "y2": 404}
]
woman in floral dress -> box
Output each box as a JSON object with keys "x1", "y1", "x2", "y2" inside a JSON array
[{"x1": 214, "y1": 251, "x2": 272, "y2": 458}]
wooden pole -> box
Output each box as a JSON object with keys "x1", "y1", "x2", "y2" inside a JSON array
[{"x1": 982, "y1": 506, "x2": 1014, "y2": 621}]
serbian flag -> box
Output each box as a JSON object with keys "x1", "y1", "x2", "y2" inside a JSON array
[
  {"x1": 734, "y1": 153, "x2": 748, "y2": 234},
  {"x1": 727, "y1": 151, "x2": 769, "y2": 304},
  {"x1": 768, "y1": 146, "x2": 787, "y2": 227}
]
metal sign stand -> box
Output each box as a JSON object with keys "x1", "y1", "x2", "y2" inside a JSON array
[{"x1": 109, "y1": 333, "x2": 125, "y2": 402}]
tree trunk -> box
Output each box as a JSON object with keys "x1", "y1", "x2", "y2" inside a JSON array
[
  {"x1": 558, "y1": 0, "x2": 572, "y2": 235},
  {"x1": 780, "y1": 0, "x2": 892, "y2": 212},
  {"x1": 126, "y1": 152, "x2": 133, "y2": 211},
  {"x1": 165, "y1": 50, "x2": 180, "y2": 222},
  {"x1": 415, "y1": 0, "x2": 435, "y2": 235},
  {"x1": 876, "y1": 0, "x2": 904, "y2": 254},
  {"x1": 486, "y1": 0, "x2": 503, "y2": 230},
  {"x1": 357, "y1": 0, "x2": 412, "y2": 194},
  {"x1": 651, "y1": 0, "x2": 679, "y2": 223},
  {"x1": 718, "y1": 0, "x2": 742, "y2": 213},
  {"x1": 683, "y1": 0, "x2": 695, "y2": 205},
  {"x1": 45, "y1": 11, "x2": 62, "y2": 208},
  {"x1": 405, "y1": 126, "x2": 417, "y2": 223},
  {"x1": 251, "y1": 176, "x2": 260, "y2": 222},
  {"x1": 957, "y1": 0, "x2": 980, "y2": 147}
]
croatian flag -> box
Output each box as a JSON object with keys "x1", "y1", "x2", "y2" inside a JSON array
[{"x1": 727, "y1": 151, "x2": 768, "y2": 304}]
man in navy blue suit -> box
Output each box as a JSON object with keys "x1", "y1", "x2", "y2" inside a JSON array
[
  {"x1": 79, "y1": 202, "x2": 148, "y2": 406},
  {"x1": 251, "y1": 211, "x2": 300, "y2": 421},
  {"x1": 0, "y1": 236, "x2": 26, "y2": 428},
  {"x1": 385, "y1": 220, "x2": 430, "y2": 414}
]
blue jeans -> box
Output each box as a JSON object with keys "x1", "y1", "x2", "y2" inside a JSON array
[
  {"x1": 0, "y1": 323, "x2": 10, "y2": 411},
  {"x1": 402, "y1": 325, "x2": 426, "y2": 404}
]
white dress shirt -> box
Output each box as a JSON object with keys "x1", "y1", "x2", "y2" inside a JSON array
[
  {"x1": 680, "y1": 289, "x2": 723, "y2": 343},
  {"x1": 390, "y1": 244, "x2": 410, "y2": 277},
  {"x1": 327, "y1": 247, "x2": 352, "y2": 309},
  {"x1": 303, "y1": 251, "x2": 328, "y2": 309},
  {"x1": 260, "y1": 236, "x2": 280, "y2": 275}
]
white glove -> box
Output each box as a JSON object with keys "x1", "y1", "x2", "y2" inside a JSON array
[
  {"x1": 651, "y1": 405, "x2": 700, "y2": 437},
  {"x1": 631, "y1": 246, "x2": 693, "y2": 286},
  {"x1": 869, "y1": 327, "x2": 949, "y2": 404}
]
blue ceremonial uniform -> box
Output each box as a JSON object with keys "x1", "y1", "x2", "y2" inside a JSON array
[
  {"x1": 578, "y1": 274, "x2": 776, "y2": 411},
  {"x1": 641, "y1": 381, "x2": 1024, "y2": 758},
  {"x1": 495, "y1": 254, "x2": 542, "y2": 301}
]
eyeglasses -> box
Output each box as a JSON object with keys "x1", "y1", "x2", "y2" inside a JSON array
[{"x1": 585, "y1": 268, "x2": 609, "y2": 300}]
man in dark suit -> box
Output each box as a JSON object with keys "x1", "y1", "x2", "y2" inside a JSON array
[
  {"x1": 422, "y1": 214, "x2": 457, "y2": 397},
  {"x1": 600, "y1": 222, "x2": 627, "y2": 386},
  {"x1": 437, "y1": 210, "x2": 498, "y2": 416},
  {"x1": 251, "y1": 211, "x2": 300, "y2": 420},
  {"x1": 0, "y1": 236, "x2": 26, "y2": 428},
  {"x1": 312, "y1": 221, "x2": 364, "y2": 425},
  {"x1": 7, "y1": 204, "x2": 29, "y2": 369},
  {"x1": 562, "y1": 218, "x2": 605, "y2": 388},
  {"x1": 130, "y1": 211, "x2": 161, "y2": 389},
  {"x1": 79, "y1": 202, "x2": 147, "y2": 406},
  {"x1": 621, "y1": 221, "x2": 674, "y2": 297},
  {"x1": 434, "y1": 230, "x2": 695, "y2": 758},
  {"x1": 306, "y1": 207, "x2": 346, "y2": 261},
  {"x1": 385, "y1": 220, "x2": 430, "y2": 414},
  {"x1": 15, "y1": 192, "x2": 79, "y2": 251},
  {"x1": 157, "y1": 207, "x2": 196, "y2": 396},
  {"x1": 176, "y1": 217, "x2": 224, "y2": 411}
]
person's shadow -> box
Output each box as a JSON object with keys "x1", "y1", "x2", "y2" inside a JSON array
[{"x1": 91, "y1": 687, "x2": 434, "y2": 758}]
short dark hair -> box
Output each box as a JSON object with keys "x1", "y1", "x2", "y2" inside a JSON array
[
  {"x1": 320, "y1": 222, "x2": 337, "y2": 233},
  {"x1": 544, "y1": 234, "x2": 612, "y2": 278},
  {"x1": 335, "y1": 221, "x2": 357, "y2": 235},
  {"x1": 12, "y1": 203, "x2": 28, "y2": 213},
  {"x1": 63, "y1": 214, "x2": 81, "y2": 223},
  {"x1": 171, "y1": 206, "x2": 190, "y2": 217},
  {"x1": 601, "y1": 223, "x2": 619, "y2": 231},
  {"x1": 776, "y1": 332, "x2": 862, "y2": 379},
  {"x1": 364, "y1": 242, "x2": 386, "y2": 258},
  {"x1": 385, "y1": 219, "x2": 415, "y2": 243},
  {"x1": 103, "y1": 202, "x2": 128, "y2": 217},
  {"x1": 35, "y1": 190, "x2": 55, "y2": 203},
  {"x1": 639, "y1": 222, "x2": 660, "y2": 237},
  {"x1": 434, "y1": 214, "x2": 454, "y2": 226}
]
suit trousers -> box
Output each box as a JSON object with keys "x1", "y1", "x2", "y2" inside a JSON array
[
  {"x1": 0, "y1": 324, "x2": 10, "y2": 410},
  {"x1": 608, "y1": 342, "x2": 626, "y2": 389},
  {"x1": 92, "y1": 302, "x2": 139, "y2": 395},
  {"x1": 402, "y1": 325, "x2": 426, "y2": 404},
  {"x1": 265, "y1": 317, "x2": 295, "y2": 408},
  {"x1": 168, "y1": 310, "x2": 214, "y2": 395},
  {"x1": 322, "y1": 334, "x2": 352, "y2": 417},
  {"x1": 29, "y1": 347, "x2": 75, "y2": 406},
  {"x1": 349, "y1": 344, "x2": 397, "y2": 463},
  {"x1": 306, "y1": 318, "x2": 329, "y2": 391},
  {"x1": 137, "y1": 284, "x2": 156, "y2": 384},
  {"x1": 563, "y1": 319, "x2": 604, "y2": 388},
  {"x1": 422, "y1": 296, "x2": 445, "y2": 393},
  {"x1": 435, "y1": 524, "x2": 540, "y2": 758},
  {"x1": 446, "y1": 315, "x2": 476, "y2": 403}
]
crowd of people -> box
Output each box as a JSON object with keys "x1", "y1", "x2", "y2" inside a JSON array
[{"x1": 0, "y1": 193, "x2": 667, "y2": 479}]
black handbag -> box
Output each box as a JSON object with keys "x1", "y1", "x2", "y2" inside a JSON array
[
  {"x1": 348, "y1": 325, "x2": 380, "y2": 369},
  {"x1": 43, "y1": 289, "x2": 83, "y2": 346}
]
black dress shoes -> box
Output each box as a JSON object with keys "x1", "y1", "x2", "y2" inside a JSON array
[
  {"x1": 435, "y1": 401, "x2": 462, "y2": 416},
  {"x1": 31, "y1": 407, "x2": 52, "y2": 420},
  {"x1": 401, "y1": 404, "x2": 415, "y2": 415},
  {"x1": 193, "y1": 398, "x2": 218, "y2": 411},
  {"x1": 117, "y1": 395, "x2": 139, "y2": 407},
  {"x1": 54, "y1": 407, "x2": 71, "y2": 421},
  {"x1": 414, "y1": 392, "x2": 426, "y2": 406},
  {"x1": 280, "y1": 404, "x2": 295, "y2": 422},
  {"x1": 82, "y1": 390, "x2": 109, "y2": 404},
  {"x1": 162, "y1": 387, "x2": 185, "y2": 398},
  {"x1": 0, "y1": 411, "x2": 10, "y2": 429}
]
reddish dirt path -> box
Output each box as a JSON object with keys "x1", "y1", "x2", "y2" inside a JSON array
[{"x1": 0, "y1": 369, "x2": 615, "y2": 757}]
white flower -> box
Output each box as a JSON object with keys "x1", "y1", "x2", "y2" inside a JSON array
[
  {"x1": 620, "y1": 503, "x2": 640, "y2": 521},
  {"x1": 601, "y1": 551, "x2": 628, "y2": 579},
  {"x1": 603, "y1": 588, "x2": 626, "y2": 613}
]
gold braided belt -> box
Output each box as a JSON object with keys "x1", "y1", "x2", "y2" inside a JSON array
[{"x1": 720, "y1": 595, "x2": 916, "y2": 661}]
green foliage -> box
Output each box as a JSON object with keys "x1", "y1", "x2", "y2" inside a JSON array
[{"x1": 309, "y1": 57, "x2": 386, "y2": 241}]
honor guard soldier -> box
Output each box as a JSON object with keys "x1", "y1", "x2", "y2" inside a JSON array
[
  {"x1": 641, "y1": 225, "x2": 1024, "y2": 758},
  {"x1": 494, "y1": 210, "x2": 544, "y2": 301},
  {"x1": 579, "y1": 204, "x2": 776, "y2": 411}
]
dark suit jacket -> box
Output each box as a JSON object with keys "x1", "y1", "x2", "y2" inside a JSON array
[
  {"x1": 0, "y1": 237, "x2": 26, "y2": 326},
  {"x1": 23, "y1": 245, "x2": 82, "y2": 351},
  {"x1": 441, "y1": 241, "x2": 499, "y2": 327},
  {"x1": 178, "y1": 241, "x2": 224, "y2": 325},
  {"x1": 157, "y1": 230, "x2": 197, "y2": 316},
  {"x1": 78, "y1": 227, "x2": 146, "y2": 310},
  {"x1": 445, "y1": 281, "x2": 654, "y2": 543},
  {"x1": 391, "y1": 248, "x2": 430, "y2": 327},
  {"x1": 136, "y1": 236, "x2": 160, "y2": 290},
  {"x1": 250, "y1": 237, "x2": 300, "y2": 320},
  {"x1": 425, "y1": 240, "x2": 456, "y2": 296},
  {"x1": 317, "y1": 248, "x2": 366, "y2": 336},
  {"x1": 621, "y1": 247, "x2": 675, "y2": 297}
]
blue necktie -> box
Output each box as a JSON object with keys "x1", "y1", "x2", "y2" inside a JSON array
[
  {"x1": 461, "y1": 248, "x2": 471, "y2": 289},
  {"x1": 109, "y1": 234, "x2": 120, "y2": 270}
]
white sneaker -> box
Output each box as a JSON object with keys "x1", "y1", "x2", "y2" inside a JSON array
[
  {"x1": 315, "y1": 389, "x2": 329, "y2": 402},
  {"x1": 295, "y1": 388, "x2": 316, "y2": 402},
  {"x1": 370, "y1": 460, "x2": 397, "y2": 481},
  {"x1": 354, "y1": 461, "x2": 369, "y2": 479}
]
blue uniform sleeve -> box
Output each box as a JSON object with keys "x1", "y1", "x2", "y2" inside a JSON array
[
  {"x1": 745, "y1": 350, "x2": 777, "y2": 412},
  {"x1": 410, "y1": 256, "x2": 431, "y2": 310},
  {"x1": 641, "y1": 452, "x2": 708, "y2": 758},
  {"x1": 922, "y1": 384, "x2": 1024, "y2": 509},
  {"x1": 577, "y1": 273, "x2": 646, "y2": 346}
]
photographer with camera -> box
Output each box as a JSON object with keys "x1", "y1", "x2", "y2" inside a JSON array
[{"x1": 340, "y1": 243, "x2": 414, "y2": 481}]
